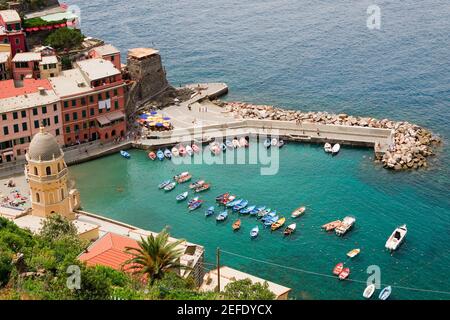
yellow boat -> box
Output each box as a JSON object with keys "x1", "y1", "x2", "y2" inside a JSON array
[
  {"x1": 271, "y1": 217, "x2": 286, "y2": 231},
  {"x1": 347, "y1": 248, "x2": 361, "y2": 258}
]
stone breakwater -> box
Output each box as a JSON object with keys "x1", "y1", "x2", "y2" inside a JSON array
[{"x1": 217, "y1": 101, "x2": 442, "y2": 170}]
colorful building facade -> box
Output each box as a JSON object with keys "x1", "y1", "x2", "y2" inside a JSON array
[{"x1": 0, "y1": 10, "x2": 26, "y2": 56}]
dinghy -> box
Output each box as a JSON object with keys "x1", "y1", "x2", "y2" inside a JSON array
[
  {"x1": 378, "y1": 286, "x2": 392, "y2": 300},
  {"x1": 250, "y1": 206, "x2": 265, "y2": 216},
  {"x1": 216, "y1": 193, "x2": 229, "y2": 202},
  {"x1": 148, "y1": 151, "x2": 156, "y2": 160},
  {"x1": 385, "y1": 224, "x2": 407, "y2": 251},
  {"x1": 189, "y1": 180, "x2": 205, "y2": 189},
  {"x1": 322, "y1": 220, "x2": 342, "y2": 232},
  {"x1": 239, "y1": 137, "x2": 248, "y2": 147},
  {"x1": 338, "y1": 267, "x2": 350, "y2": 280},
  {"x1": 233, "y1": 200, "x2": 248, "y2": 211},
  {"x1": 250, "y1": 226, "x2": 259, "y2": 238},
  {"x1": 277, "y1": 139, "x2": 285, "y2": 148},
  {"x1": 271, "y1": 138, "x2": 278, "y2": 146},
  {"x1": 324, "y1": 143, "x2": 332, "y2": 153},
  {"x1": 158, "y1": 180, "x2": 171, "y2": 189},
  {"x1": 333, "y1": 263, "x2": 344, "y2": 275},
  {"x1": 188, "y1": 197, "x2": 199, "y2": 206},
  {"x1": 226, "y1": 199, "x2": 242, "y2": 208},
  {"x1": 363, "y1": 284, "x2": 376, "y2": 299},
  {"x1": 188, "y1": 200, "x2": 203, "y2": 211},
  {"x1": 164, "y1": 182, "x2": 176, "y2": 191},
  {"x1": 120, "y1": 150, "x2": 130, "y2": 159},
  {"x1": 171, "y1": 147, "x2": 179, "y2": 157},
  {"x1": 216, "y1": 211, "x2": 228, "y2": 221},
  {"x1": 283, "y1": 223, "x2": 296, "y2": 236},
  {"x1": 156, "y1": 149, "x2": 164, "y2": 161},
  {"x1": 263, "y1": 138, "x2": 271, "y2": 148},
  {"x1": 178, "y1": 144, "x2": 187, "y2": 157},
  {"x1": 335, "y1": 216, "x2": 356, "y2": 236},
  {"x1": 225, "y1": 140, "x2": 234, "y2": 149},
  {"x1": 192, "y1": 144, "x2": 200, "y2": 153},
  {"x1": 331, "y1": 143, "x2": 341, "y2": 155},
  {"x1": 195, "y1": 183, "x2": 210, "y2": 193},
  {"x1": 347, "y1": 248, "x2": 361, "y2": 258},
  {"x1": 185, "y1": 145, "x2": 194, "y2": 156},
  {"x1": 176, "y1": 192, "x2": 188, "y2": 201},
  {"x1": 271, "y1": 217, "x2": 286, "y2": 231},
  {"x1": 291, "y1": 206, "x2": 306, "y2": 218},
  {"x1": 257, "y1": 208, "x2": 271, "y2": 219},
  {"x1": 164, "y1": 149, "x2": 172, "y2": 159},
  {"x1": 232, "y1": 138, "x2": 240, "y2": 148},
  {"x1": 232, "y1": 219, "x2": 241, "y2": 231},
  {"x1": 239, "y1": 205, "x2": 256, "y2": 215},
  {"x1": 264, "y1": 215, "x2": 279, "y2": 227},
  {"x1": 205, "y1": 206, "x2": 215, "y2": 217}
]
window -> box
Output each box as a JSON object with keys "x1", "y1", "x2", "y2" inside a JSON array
[
  {"x1": 72, "y1": 100, "x2": 76, "y2": 107},
  {"x1": 98, "y1": 93, "x2": 102, "y2": 101},
  {"x1": 46, "y1": 166, "x2": 51, "y2": 175},
  {"x1": 13, "y1": 124, "x2": 19, "y2": 133},
  {"x1": 81, "y1": 98, "x2": 86, "y2": 105},
  {"x1": 99, "y1": 108, "x2": 103, "y2": 114},
  {"x1": 55, "y1": 128, "x2": 60, "y2": 136},
  {"x1": 89, "y1": 96, "x2": 94, "y2": 103},
  {"x1": 115, "y1": 101, "x2": 119, "y2": 109},
  {"x1": 2, "y1": 114, "x2": 6, "y2": 121},
  {"x1": 22, "y1": 123, "x2": 27, "y2": 131},
  {"x1": 90, "y1": 108, "x2": 95, "y2": 116},
  {"x1": 34, "y1": 167, "x2": 38, "y2": 175},
  {"x1": 13, "y1": 112, "x2": 18, "y2": 120},
  {"x1": 114, "y1": 89, "x2": 118, "y2": 96},
  {"x1": 65, "y1": 126, "x2": 70, "y2": 134},
  {"x1": 89, "y1": 121, "x2": 95, "y2": 128},
  {"x1": 15, "y1": 38, "x2": 20, "y2": 45},
  {"x1": 42, "y1": 106, "x2": 47, "y2": 114},
  {"x1": 82, "y1": 110, "x2": 87, "y2": 118},
  {"x1": 73, "y1": 112, "x2": 78, "y2": 121},
  {"x1": 83, "y1": 122, "x2": 87, "y2": 129},
  {"x1": 54, "y1": 115, "x2": 59, "y2": 124},
  {"x1": 105, "y1": 91, "x2": 110, "y2": 99},
  {"x1": 21, "y1": 110, "x2": 26, "y2": 118},
  {"x1": 57, "y1": 163, "x2": 61, "y2": 172},
  {"x1": 43, "y1": 64, "x2": 48, "y2": 70},
  {"x1": 53, "y1": 104, "x2": 57, "y2": 111},
  {"x1": 65, "y1": 114, "x2": 70, "y2": 122},
  {"x1": 64, "y1": 101, "x2": 69, "y2": 108},
  {"x1": 74, "y1": 124, "x2": 79, "y2": 131},
  {"x1": 33, "y1": 108, "x2": 38, "y2": 116},
  {"x1": 34, "y1": 120, "x2": 39, "y2": 129},
  {"x1": 35, "y1": 193, "x2": 40, "y2": 203},
  {"x1": 3, "y1": 126, "x2": 8, "y2": 135}
]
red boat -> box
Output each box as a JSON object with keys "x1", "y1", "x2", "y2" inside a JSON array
[
  {"x1": 333, "y1": 263, "x2": 344, "y2": 275},
  {"x1": 338, "y1": 267, "x2": 350, "y2": 280},
  {"x1": 148, "y1": 152, "x2": 156, "y2": 160}
]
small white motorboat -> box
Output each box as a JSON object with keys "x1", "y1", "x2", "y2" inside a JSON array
[
  {"x1": 250, "y1": 226, "x2": 259, "y2": 238},
  {"x1": 385, "y1": 224, "x2": 407, "y2": 251},
  {"x1": 331, "y1": 144, "x2": 341, "y2": 155},
  {"x1": 271, "y1": 138, "x2": 278, "y2": 146},
  {"x1": 363, "y1": 284, "x2": 376, "y2": 299},
  {"x1": 378, "y1": 286, "x2": 392, "y2": 300},
  {"x1": 324, "y1": 143, "x2": 332, "y2": 153},
  {"x1": 185, "y1": 145, "x2": 194, "y2": 156},
  {"x1": 171, "y1": 147, "x2": 179, "y2": 157},
  {"x1": 232, "y1": 138, "x2": 240, "y2": 148},
  {"x1": 263, "y1": 138, "x2": 271, "y2": 148},
  {"x1": 239, "y1": 137, "x2": 248, "y2": 147},
  {"x1": 335, "y1": 216, "x2": 356, "y2": 236}
]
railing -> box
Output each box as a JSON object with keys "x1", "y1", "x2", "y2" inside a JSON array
[{"x1": 27, "y1": 168, "x2": 68, "y2": 182}]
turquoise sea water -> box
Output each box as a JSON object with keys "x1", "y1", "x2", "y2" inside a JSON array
[{"x1": 67, "y1": 0, "x2": 449, "y2": 299}]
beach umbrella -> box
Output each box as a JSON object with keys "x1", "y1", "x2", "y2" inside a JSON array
[
  {"x1": 163, "y1": 117, "x2": 171, "y2": 120},
  {"x1": 139, "y1": 114, "x2": 148, "y2": 120},
  {"x1": 156, "y1": 122, "x2": 164, "y2": 127},
  {"x1": 151, "y1": 111, "x2": 158, "y2": 115}
]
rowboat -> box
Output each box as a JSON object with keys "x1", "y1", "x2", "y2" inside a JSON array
[
  {"x1": 176, "y1": 192, "x2": 188, "y2": 201},
  {"x1": 378, "y1": 286, "x2": 392, "y2": 300},
  {"x1": 338, "y1": 267, "x2": 350, "y2": 280},
  {"x1": 188, "y1": 197, "x2": 199, "y2": 206},
  {"x1": 164, "y1": 182, "x2": 176, "y2": 191},
  {"x1": 363, "y1": 284, "x2": 376, "y2": 299},
  {"x1": 257, "y1": 208, "x2": 271, "y2": 219},
  {"x1": 232, "y1": 138, "x2": 240, "y2": 148},
  {"x1": 233, "y1": 200, "x2": 248, "y2": 211},
  {"x1": 264, "y1": 215, "x2": 279, "y2": 227},
  {"x1": 263, "y1": 138, "x2": 271, "y2": 148},
  {"x1": 216, "y1": 193, "x2": 229, "y2": 202},
  {"x1": 385, "y1": 224, "x2": 407, "y2": 252},
  {"x1": 189, "y1": 180, "x2": 205, "y2": 189},
  {"x1": 283, "y1": 223, "x2": 296, "y2": 236},
  {"x1": 174, "y1": 171, "x2": 189, "y2": 180},
  {"x1": 195, "y1": 183, "x2": 210, "y2": 193},
  {"x1": 216, "y1": 211, "x2": 228, "y2": 221},
  {"x1": 331, "y1": 144, "x2": 341, "y2": 155},
  {"x1": 158, "y1": 180, "x2": 171, "y2": 189},
  {"x1": 291, "y1": 206, "x2": 306, "y2": 218},
  {"x1": 226, "y1": 198, "x2": 242, "y2": 208},
  {"x1": 156, "y1": 149, "x2": 164, "y2": 161},
  {"x1": 250, "y1": 206, "x2": 265, "y2": 216},
  {"x1": 177, "y1": 174, "x2": 192, "y2": 184},
  {"x1": 239, "y1": 205, "x2": 255, "y2": 215},
  {"x1": 261, "y1": 211, "x2": 277, "y2": 222},
  {"x1": 222, "y1": 195, "x2": 236, "y2": 205},
  {"x1": 332, "y1": 263, "x2": 344, "y2": 275},
  {"x1": 250, "y1": 226, "x2": 259, "y2": 238},
  {"x1": 205, "y1": 206, "x2": 215, "y2": 217},
  {"x1": 192, "y1": 144, "x2": 200, "y2": 153},
  {"x1": 178, "y1": 144, "x2": 187, "y2": 157},
  {"x1": 209, "y1": 142, "x2": 221, "y2": 155},
  {"x1": 324, "y1": 143, "x2": 332, "y2": 153},
  {"x1": 271, "y1": 138, "x2": 278, "y2": 146},
  {"x1": 120, "y1": 150, "x2": 130, "y2": 159},
  {"x1": 232, "y1": 219, "x2": 241, "y2": 231},
  {"x1": 335, "y1": 216, "x2": 356, "y2": 236},
  {"x1": 164, "y1": 149, "x2": 172, "y2": 159},
  {"x1": 277, "y1": 139, "x2": 285, "y2": 148},
  {"x1": 148, "y1": 151, "x2": 156, "y2": 160},
  {"x1": 185, "y1": 145, "x2": 194, "y2": 156},
  {"x1": 322, "y1": 220, "x2": 342, "y2": 232},
  {"x1": 347, "y1": 248, "x2": 361, "y2": 258},
  {"x1": 188, "y1": 200, "x2": 203, "y2": 211},
  {"x1": 225, "y1": 140, "x2": 234, "y2": 149},
  {"x1": 271, "y1": 217, "x2": 286, "y2": 231},
  {"x1": 239, "y1": 137, "x2": 248, "y2": 147},
  {"x1": 171, "y1": 147, "x2": 179, "y2": 157}
]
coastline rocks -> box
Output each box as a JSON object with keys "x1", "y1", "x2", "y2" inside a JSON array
[{"x1": 221, "y1": 101, "x2": 442, "y2": 171}]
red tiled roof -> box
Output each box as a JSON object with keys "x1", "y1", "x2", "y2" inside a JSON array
[
  {"x1": 78, "y1": 232, "x2": 140, "y2": 272},
  {"x1": 0, "y1": 79, "x2": 52, "y2": 99}
]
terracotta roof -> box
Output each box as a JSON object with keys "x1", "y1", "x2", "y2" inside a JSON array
[
  {"x1": 0, "y1": 79, "x2": 52, "y2": 99},
  {"x1": 128, "y1": 48, "x2": 159, "y2": 59},
  {"x1": 78, "y1": 232, "x2": 140, "y2": 272}
]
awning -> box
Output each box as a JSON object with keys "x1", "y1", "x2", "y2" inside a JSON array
[
  {"x1": 106, "y1": 111, "x2": 125, "y2": 122},
  {"x1": 96, "y1": 115, "x2": 110, "y2": 126}
]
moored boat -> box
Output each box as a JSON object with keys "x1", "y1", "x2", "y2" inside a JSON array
[
  {"x1": 158, "y1": 180, "x2": 171, "y2": 189},
  {"x1": 220, "y1": 143, "x2": 227, "y2": 152},
  {"x1": 250, "y1": 226, "x2": 259, "y2": 238},
  {"x1": 335, "y1": 216, "x2": 356, "y2": 236},
  {"x1": 232, "y1": 219, "x2": 241, "y2": 231},
  {"x1": 185, "y1": 145, "x2": 194, "y2": 156},
  {"x1": 347, "y1": 248, "x2": 361, "y2": 258},
  {"x1": 188, "y1": 200, "x2": 203, "y2": 211},
  {"x1": 291, "y1": 206, "x2": 306, "y2": 218},
  {"x1": 226, "y1": 198, "x2": 242, "y2": 208},
  {"x1": 156, "y1": 149, "x2": 164, "y2": 161},
  {"x1": 338, "y1": 267, "x2": 350, "y2": 280},
  {"x1": 164, "y1": 149, "x2": 172, "y2": 159},
  {"x1": 233, "y1": 200, "x2": 248, "y2": 211},
  {"x1": 176, "y1": 192, "x2": 188, "y2": 201},
  {"x1": 171, "y1": 147, "x2": 179, "y2": 157},
  {"x1": 222, "y1": 195, "x2": 236, "y2": 205},
  {"x1": 189, "y1": 180, "x2": 205, "y2": 189},
  {"x1": 271, "y1": 217, "x2": 286, "y2": 231},
  {"x1": 271, "y1": 138, "x2": 278, "y2": 146},
  {"x1": 333, "y1": 263, "x2": 344, "y2": 275},
  {"x1": 331, "y1": 144, "x2": 341, "y2": 155},
  {"x1": 283, "y1": 223, "x2": 296, "y2": 236},
  {"x1": 378, "y1": 286, "x2": 392, "y2": 300},
  {"x1": 120, "y1": 150, "x2": 130, "y2": 159},
  {"x1": 385, "y1": 224, "x2": 407, "y2": 251},
  {"x1": 250, "y1": 206, "x2": 265, "y2": 216},
  {"x1": 178, "y1": 144, "x2": 187, "y2": 157},
  {"x1": 174, "y1": 171, "x2": 190, "y2": 181},
  {"x1": 363, "y1": 284, "x2": 376, "y2": 299},
  {"x1": 257, "y1": 208, "x2": 271, "y2": 219},
  {"x1": 232, "y1": 138, "x2": 240, "y2": 148},
  {"x1": 263, "y1": 138, "x2": 271, "y2": 148},
  {"x1": 264, "y1": 215, "x2": 279, "y2": 227},
  {"x1": 324, "y1": 143, "x2": 332, "y2": 153},
  {"x1": 277, "y1": 139, "x2": 285, "y2": 148},
  {"x1": 205, "y1": 206, "x2": 215, "y2": 217},
  {"x1": 215, "y1": 193, "x2": 229, "y2": 202},
  {"x1": 164, "y1": 182, "x2": 176, "y2": 191},
  {"x1": 192, "y1": 144, "x2": 200, "y2": 153},
  {"x1": 225, "y1": 140, "x2": 233, "y2": 149},
  {"x1": 239, "y1": 205, "x2": 255, "y2": 215},
  {"x1": 239, "y1": 137, "x2": 248, "y2": 147},
  {"x1": 148, "y1": 151, "x2": 156, "y2": 160},
  {"x1": 321, "y1": 220, "x2": 342, "y2": 232},
  {"x1": 177, "y1": 174, "x2": 192, "y2": 183},
  {"x1": 188, "y1": 197, "x2": 199, "y2": 206},
  {"x1": 195, "y1": 183, "x2": 210, "y2": 193},
  {"x1": 216, "y1": 211, "x2": 228, "y2": 221}
]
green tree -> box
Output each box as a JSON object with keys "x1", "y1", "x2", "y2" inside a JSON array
[
  {"x1": 124, "y1": 228, "x2": 188, "y2": 284},
  {"x1": 74, "y1": 265, "x2": 112, "y2": 300},
  {"x1": 44, "y1": 28, "x2": 85, "y2": 51},
  {"x1": 223, "y1": 279, "x2": 276, "y2": 300}
]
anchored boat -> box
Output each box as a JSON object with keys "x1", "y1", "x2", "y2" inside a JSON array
[
  {"x1": 263, "y1": 138, "x2": 271, "y2": 148},
  {"x1": 331, "y1": 144, "x2": 341, "y2": 155},
  {"x1": 347, "y1": 248, "x2": 361, "y2": 258},
  {"x1": 324, "y1": 143, "x2": 332, "y2": 153},
  {"x1": 189, "y1": 180, "x2": 205, "y2": 189},
  {"x1": 192, "y1": 144, "x2": 200, "y2": 153},
  {"x1": 176, "y1": 192, "x2": 188, "y2": 201},
  {"x1": 185, "y1": 145, "x2": 194, "y2": 156},
  {"x1": 385, "y1": 224, "x2": 407, "y2": 251},
  {"x1": 378, "y1": 286, "x2": 392, "y2": 300},
  {"x1": 271, "y1": 217, "x2": 286, "y2": 231},
  {"x1": 239, "y1": 205, "x2": 255, "y2": 215},
  {"x1": 188, "y1": 200, "x2": 203, "y2": 211},
  {"x1": 171, "y1": 147, "x2": 179, "y2": 157},
  {"x1": 156, "y1": 149, "x2": 164, "y2": 161},
  {"x1": 333, "y1": 262, "x2": 344, "y2": 275},
  {"x1": 335, "y1": 216, "x2": 356, "y2": 236},
  {"x1": 283, "y1": 223, "x2": 296, "y2": 236},
  {"x1": 291, "y1": 206, "x2": 306, "y2": 218},
  {"x1": 233, "y1": 200, "x2": 248, "y2": 211},
  {"x1": 158, "y1": 180, "x2": 171, "y2": 189},
  {"x1": 338, "y1": 267, "x2": 350, "y2": 280},
  {"x1": 216, "y1": 211, "x2": 228, "y2": 221},
  {"x1": 148, "y1": 151, "x2": 156, "y2": 160},
  {"x1": 120, "y1": 150, "x2": 130, "y2": 159},
  {"x1": 322, "y1": 220, "x2": 342, "y2": 232},
  {"x1": 250, "y1": 226, "x2": 259, "y2": 238},
  {"x1": 232, "y1": 219, "x2": 241, "y2": 231},
  {"x1": 164, "y1": 149, "x2": 172, "y2": 159},
  {"x1": 164, "y1": 182, "x2": 176, "y2": 191},
  {"x1": 195, "y1": 183, "x2": 210, "y2": 193},
  {"x1": 363, "y1": 284, "x2": 376, "y2": 299},
  {"x1": 250, "y1": 206, "x2": 265, "y2": 216},
  {"x1": 205, "y1": 206, "x2": 215, "y2": 217}
]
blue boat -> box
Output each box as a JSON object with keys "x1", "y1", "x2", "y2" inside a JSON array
[
  {"x1": 120, "y1": 150, "x2": 130, "y2": 159},
  {"x1": 188, "y1": 197, "x2": 199, "y2": 206},
  {"x1": 261, "y1": 211, "x2": 277, "y2": 222},
  {"x1": 233, "y1": 200, "x2": 248, "y2": 211},
  {"x1": 188, "y1": 200, "x2": 203, "y2": 211},
  {"x1": 216, "y1": 211, "x2": 228, "y2": 221},
  {"x1": 205, "y1": 206, "x2": 215, "y2": 217},
  {"x1": 156, "y1": 149, "x2": 164, "y2": 161},
  {"x1": 176, "y1": 192, "x2": 188, "y2": 201},
  {"x1": 257, "y1": 208, "x2": 271, "y2": 219},
  {"x1": 164, "y1": 149, "x2": 172, "y2": 159},
  {"x1": 264, "y1": 215, "x2": 279, "y2": 227},
  {"x1": 226, "y1": 199, "x2": 243, "y2": 208},
  {"x1": 250, "y1": 206, "x2": 265, "y2": 216},
  {"x1": 240, "y1": 205, "x2": 256, "y2": 215},
  {"x1": 225, "y1": 140, "x2": 233, "y2": 149},
  {"x1": 158, "y1": 180, "x2": 171, "y2": 189}
]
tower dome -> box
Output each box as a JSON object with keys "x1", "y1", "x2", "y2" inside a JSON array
[{"x1": 28, "y1": 127, "x2": 62, "y2": 161}]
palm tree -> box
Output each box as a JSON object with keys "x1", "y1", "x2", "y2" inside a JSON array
[{"x1": 123, "y1": 228, "x2": 189, "y2": 284}]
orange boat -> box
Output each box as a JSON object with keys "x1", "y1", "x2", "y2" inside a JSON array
[
  {"x1": 148, "y1": 152, "x2": 156, "y2": 160},
  {"x1": 322, "y1": 220, "x2": 342, "y2": 232},
  {"x1": 232, "y1": 219, "x2": 241, "y2": 231},
  {"x1": 339, "y1": 267, "x2": 350, "y2": 280},
  {"x1": 333, "y1": 262, "x2": 344, "y2": 275}
]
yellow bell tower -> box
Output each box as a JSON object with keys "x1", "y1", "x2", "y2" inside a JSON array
[{"x1": 25, "y1": 127, "x2": 80, "y2": 220}]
